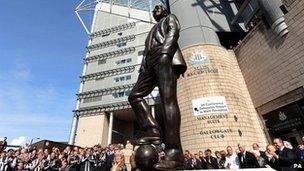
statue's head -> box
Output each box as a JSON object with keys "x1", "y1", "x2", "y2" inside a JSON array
[{"x1": 152, "y1": 5, "x2": 168, "y2": 22}]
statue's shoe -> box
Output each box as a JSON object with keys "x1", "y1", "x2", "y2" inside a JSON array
[
  {"x1": 153, "y1": 160, "x2": 184, "y2": 170},
  {"x1": 132, "y1": 127, "x2": 162, "y2": 145}
]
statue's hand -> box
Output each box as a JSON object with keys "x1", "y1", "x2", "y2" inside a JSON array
[{"x1": 161, "y1": 53, "x2": 173, "y2": 60}]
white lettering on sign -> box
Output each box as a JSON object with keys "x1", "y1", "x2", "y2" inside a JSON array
[{"x1": 192, "y1": 96, "x2": 229, "y2": 116}]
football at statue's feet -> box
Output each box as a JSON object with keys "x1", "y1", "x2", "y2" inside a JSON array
[{"x1": 134, "y1": 145, "x2": 159, "y2": 171}]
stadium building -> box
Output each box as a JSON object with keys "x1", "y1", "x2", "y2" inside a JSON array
[{"x1": 69, "y1": 0, "x2": 304, "y2": 151}]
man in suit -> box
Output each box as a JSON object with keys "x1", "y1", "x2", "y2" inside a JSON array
[
  {"x1": 0, "y1": 137, "x2": 7, "y2": 153},
  {"x1": 105, "y1": 146, "x2": 115, "y2": 171},
  {"x1": 237, "y1": 144, "x2": 260, "y2": 168},
  {"x1": 273, "y1": 138, "x2": 298, "y2": 171},
  {"x1": 128, "y1": 5, "x2": 187, "y2": 170},
  {"x1": 204, "y1": 149, "x2": 219, "y2": 169}
]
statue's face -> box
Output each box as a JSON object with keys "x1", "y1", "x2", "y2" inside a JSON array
[{"x1": 152, "y1": 5, "x2": 167, "y2": 22}]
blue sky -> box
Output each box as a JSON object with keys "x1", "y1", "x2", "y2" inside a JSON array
[{"x1": 0, "y1": 1, "x2": 92, "y2": 145}]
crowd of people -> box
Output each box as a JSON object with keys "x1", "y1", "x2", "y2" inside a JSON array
[
  {"x1": 183, "y1": 138, "x2": 304, "y2": 170},
  {"x1": 0, "y1": 142, "x2": 129, "y2": 171},
  {"x1": 0, "y1": 137, "x2": 304, "y2": 171}
]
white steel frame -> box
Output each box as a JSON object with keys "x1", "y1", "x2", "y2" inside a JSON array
[
  {"x1": 75, "y1": 0, "x2": 102, "y2": 34},
  {"x1": 75, "y1": 0, "x2": 165, "y2": 35}
]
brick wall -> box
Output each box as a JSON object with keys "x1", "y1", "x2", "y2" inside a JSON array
[
  {"x1": 234, "y1": 0, "x2": 304, "y2": 112},
  {"x1": 178, "y1": 44, "x2": 268, "y2": 152}
]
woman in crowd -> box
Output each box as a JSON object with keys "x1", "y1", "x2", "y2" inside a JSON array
[
  {"x1": 110, "y1": 153, "x2": 127, "y2": 171},
  {"x1": 217, "y1": 150, "x2": 226, "y2": 169}
]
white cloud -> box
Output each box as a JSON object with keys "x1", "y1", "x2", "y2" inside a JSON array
[
  {"x1": 0, "y1": 59, "x2": 33, "y2": 82},
  {"x1": 13, "y1": 67, "x2": 32, "y2": 81},
  {"x1": 11, "y1": 136, "x2": 27, "y2": 146}
]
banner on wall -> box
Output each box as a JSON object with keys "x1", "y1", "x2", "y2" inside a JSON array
[{"x1": 192, "y1": 96, "x2": 229, "y2": 116}]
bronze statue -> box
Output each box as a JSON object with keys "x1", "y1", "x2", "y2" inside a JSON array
[{"x1": 128, "y1": 5, "x2": 187, "y2": 170}]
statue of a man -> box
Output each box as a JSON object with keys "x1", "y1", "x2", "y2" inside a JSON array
[{"x1": 128, "y1": 5, "x2": 187, "y2": 169}]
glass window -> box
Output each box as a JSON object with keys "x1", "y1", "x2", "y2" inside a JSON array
[
  {"x1": 118, "y1": 92, "x2": 124, "y2": 97},
  {"x1": 102, "y1": 33, "x2": 110, "y2": 37},
  {"x1": 138, "y1": 50, "x2": 144, "y2": 56},
  {"x1": 117, "y1": 42, "x2": 127, "y2": 48},
  {"x1": 95, "y1": 77, "x2": 104, "y2": 81},
  {"x1": 98, "y1": 59, "x2": 107, "y2": 65},
  {"x1": 120, "y1": 77, "x2": 125, "y2": 81},
  {"x1": 125, "y1": 90, "x2": 131, "y2": 96},
  {"x1": 114, "y1": 75, "x2": 131, "y2": 83},
  {"x1": 114, "y1": 77, "x2": 120, "y2": 82},
  {"x1": 113, "y1": 92, "x2": 126, "y2": 98},
  {"x1": 113, "y1": 93, "x2": 118, "y2": 98},
  {"x1": 83, "y1": 96, "x2": 102, "y2": 103},
  {"x1": 116, "y1": 58, "x2": 132, "y2": 65}
]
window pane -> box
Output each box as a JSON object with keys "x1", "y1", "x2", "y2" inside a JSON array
[
  {"x1": 98, "y1": 59, "x2": 107, "y2": 65},
  {"x1": 102, "y1": 33, "x2": 110, "y2": 37},
  {"x1": 125, "y1": 90, "x2": 131, "y2": 96},
  {"x1": 138, "y1": 50, "x2": 144, "y2": 56}
]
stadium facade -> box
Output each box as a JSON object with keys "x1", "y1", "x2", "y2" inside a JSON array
[
  {"x1": 69, "y1": 0, "x2": 304, "y2": 151},
  {"x1": 69, "y1": 0, "x2": 163, "y2": 147}
]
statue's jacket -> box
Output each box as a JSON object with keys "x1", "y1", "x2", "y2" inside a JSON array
[{"x1": 140, "y1": 14, "x2": 187, "y2": 76}]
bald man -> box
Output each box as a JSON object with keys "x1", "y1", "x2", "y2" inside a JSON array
[
  {"x1": 273, "y1": 138, "x2": 297, "y2": 170},
  {"x1": 237, "y1": 144, "x2": 260, "y2": 168}
]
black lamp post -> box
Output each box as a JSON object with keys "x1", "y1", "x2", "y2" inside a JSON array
[
  {"x1": 29, "y1": 137, "x2": 40, "y2": 145},
  {"x1": 165, "y1": 0, "x2": 171, "y2": 14}
]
